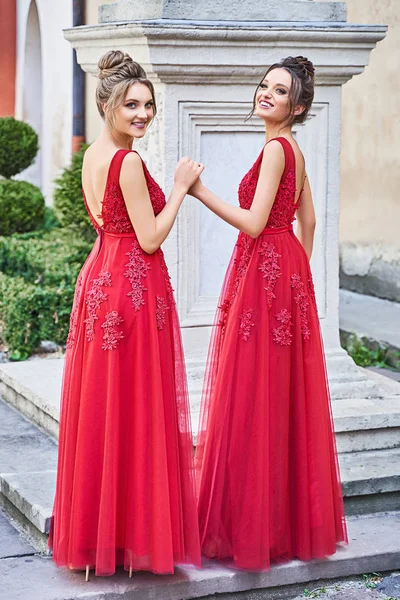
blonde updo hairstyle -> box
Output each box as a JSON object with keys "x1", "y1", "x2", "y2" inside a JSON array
[{"x1": 96, "y1": 50, "x2": 157, "y2": 130}]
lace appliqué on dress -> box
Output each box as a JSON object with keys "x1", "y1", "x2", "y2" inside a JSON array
[
  {"x1": 239, "y1": 308, "x2": 255, "y2": 341},
  {"x1": 291, "y1": 274, "x2": 311, "y2": 340},
  {"x1": 308, "y1": 277, "x2": 318, "y2": 311},
  {"x1": 84, "y1": 271, "x2": 112, "y2": 342},
  {"x1": 101, "y1": 181, "x2": 134, "y2": 234},
  {"x1": 66, "y1": 275, "x2": 83, "y2": 349},
  {"x1": 143, "y1": 170, "x2": 166, "y2": 216},
  {"x1": 237, "y1": 149, "x2": 299, "y2": 229},
  {"x1": 101, "y1": 310, "x2": 124, "y2": 350},
  {"x1": 238, "y1": 164, "x2": 258, "y2": 210},
  {"x1": 272, "y1": 309, "x2": 293, "y2": 346},
  {"x1": 258, "y1": 243, "x2": 282, "y2": 308},
  {"x1": 156, "y1": 296, "x2": 170, "y2": 331},
  {"x1": 266, "y1": 168, "x2": 297, "y2": 228},
  {"x1": 124, "y1": 241, "x2": 151, "y2": 311},
  {"x1": 158, "y1": 251, "x2": 175, "y2": 306},
  {"x1": 219, "y1": 235, "x2": 252, "y2": 330}
]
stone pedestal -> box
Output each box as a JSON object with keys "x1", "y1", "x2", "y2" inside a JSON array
[{"x1": 64, "y1": 1, "x2": 386, "y2": 424}]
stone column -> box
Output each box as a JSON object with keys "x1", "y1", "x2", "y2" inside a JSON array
[
  {"x1": 0, "y1": 0, "x2": 16, "y2": 116},
  {"x1": 64, "y1": 0, "x2": 387, "y2": 425}
]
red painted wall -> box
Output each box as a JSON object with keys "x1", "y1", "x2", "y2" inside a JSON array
[{"x1": 0, "y1": 0, "x2": 17, "y2": 116}]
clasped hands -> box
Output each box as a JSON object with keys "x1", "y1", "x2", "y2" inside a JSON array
[{"x1": 174, "y1": 156, "x2": 205, "y2": 198}]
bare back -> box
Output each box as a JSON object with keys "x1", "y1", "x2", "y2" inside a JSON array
[{"x1": 81, "y1": 143, "x2": 122, "y2": 229}]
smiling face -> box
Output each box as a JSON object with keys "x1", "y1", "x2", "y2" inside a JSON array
[
  {"x1": 254, "y1": 67, "x2": 305, "y2": 127},
  {"x1": 254, "y1": 68, "x2": 292, "y2": 124},
  {"x1": 112, "y1": 82, "x2": 155, "y2": 139}
]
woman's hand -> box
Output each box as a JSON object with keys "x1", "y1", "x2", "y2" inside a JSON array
[
  {"x1": 174, "y1": 157, "x2": 204, "y2": 192},
  {"x1": 188, "y1": 177, "x2": 204, "y2": 198}
]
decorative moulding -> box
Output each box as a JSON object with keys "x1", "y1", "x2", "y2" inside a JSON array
[
  {"x1": 64, "y1": 22, "x2": 387, "y2": 87},
  {"x1": 177, "y1": 101, "x2": 328, "y2": 327}
]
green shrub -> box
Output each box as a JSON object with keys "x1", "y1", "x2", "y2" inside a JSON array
[
  {"x1": 0, "y1": 179, "x2": 45, "y2": 235},
  {"x1": 42, "y1": 206, "x2": 61, "y2": 231},
  {"x1": 0, "y1": 229, "x2": 92, "y2": 356},
  {"x1": 53, "y1": 144, "x2": 96, "y2": 242},
  {"x1": 0, "y1": 117, "x2": 39, "y2": 178},
  {"x1": 0, "y1": 228, "x2": 91, "y2": 286},
  {"x1": 0, "y1": 272, "x2": 74, "y2": 359}
]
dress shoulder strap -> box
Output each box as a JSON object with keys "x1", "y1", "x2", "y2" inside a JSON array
[{"x1": 108, "y1": 149, "x2": 133, "y2": 185}]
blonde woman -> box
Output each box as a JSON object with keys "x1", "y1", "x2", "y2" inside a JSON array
[{"x1": 50, "y1": 50, "x2": 203, "y2": 578}]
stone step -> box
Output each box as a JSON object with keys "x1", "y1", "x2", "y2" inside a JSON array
[
  {"x1": 340, "y1": 447, "x2": 400, "y2": 515},
  {"x1": 1, "y1": 512, "x2": 400, "y2": 600},
  {"x1": 333, "y1": 396, "x2": 400, "y2": 453},
  {"x1": 1, "y1": 397, "x2": 400, "y2": 556},
  {"x1": 340, "y1": 289, "x2": 400, "y2": 356},
  {"x1": 0, "y1": 358, "x2": 63, "y2": 439},
  {"x1": 0, "y1": 399, "x2": 57, "y2": 551},
  {"x1": 2, "y1": 360, "x2": 400, "y2": 453}
]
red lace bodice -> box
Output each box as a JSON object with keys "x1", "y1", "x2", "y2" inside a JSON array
[
  {"x1": 83, "y1": 149, "x2": 165, "y2": 234},
  {"x1": 238, "y1": 137, "x2": 302, "y2": 228}
]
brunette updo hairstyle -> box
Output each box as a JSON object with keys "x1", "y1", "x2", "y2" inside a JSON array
[
  {"x1": 250, "y1": 56, "x2": 315, "y2": 126},
  {"x1": 96, "y1": 50, "x2": 157, "y2": 129}
]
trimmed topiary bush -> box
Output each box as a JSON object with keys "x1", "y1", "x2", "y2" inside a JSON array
[
  {"x1": 0, "y1": 117, "x2": 44, "y2": 235},
  {"x1": 0, "y1": 117, "x2": 39, "y2": 178},
  {"x1": 0, "y1": 179, "x2": 45, "y2": 236},
  {"x1": 53, "y1": 144, "x2": 96, "y2": 242}
]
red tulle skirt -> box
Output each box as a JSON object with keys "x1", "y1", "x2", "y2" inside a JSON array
[
  {"x1": 196, "y1": 226, "x2": 348, "y2": 570},
  {"x1": 50, "y1": 230, "x2": 200, "y2": 576}
]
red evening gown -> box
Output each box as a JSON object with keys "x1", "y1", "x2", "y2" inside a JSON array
[
  {"x1": 196, "y1": 137, "x2": 348, "y2": 570},
  {"x1": 49, "y1": 149, "x2": 201, "y2": 576}
]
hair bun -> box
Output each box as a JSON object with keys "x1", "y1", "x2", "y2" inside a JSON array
[
  {"x1": 98, "y1": 50, "x2": 136, "y2": 80},
  {"x1": 293, "y1": 56, "x2": 315, "y2": 80}
]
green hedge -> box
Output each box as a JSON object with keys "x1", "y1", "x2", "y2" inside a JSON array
[
  {"x1": 0, "y1": 117, "x2": 39, "y2": 179},
  {"x1": 0, "y1": 229, "x2": 92, "y2": 357},
  {"x1": 0, "y1": 179, "x2": 45, "y2": 236},
  {"x1": 53, "y1": 144, "x2": 96, "y2": 243},
  {"x1": 0, "y1": 228, "x2": 92, "y2": 286},
  {"x1": 0, "y1": 273, "x2": 73, "y2": 359}
]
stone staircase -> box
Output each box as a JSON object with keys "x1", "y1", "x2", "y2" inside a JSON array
[{"x1": 1, "y1": 358, "x2": 400, "y2": 598}]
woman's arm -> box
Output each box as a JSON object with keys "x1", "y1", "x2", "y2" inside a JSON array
[
  {"x1": 189, "y1": 141, "x2": 285, "y2": 238},
  {"x1": 295, "y1": 175, "x2": 316, "y2": 260},
  {"x1": 120, "y1": 153, "x2": 203, "y2": 254}
]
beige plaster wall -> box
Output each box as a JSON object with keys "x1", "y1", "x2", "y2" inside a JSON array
[
  {"x1": 339, "y1": 0, "x2": 400, "y2": 247},
  {"x1": 84, "y1": 0, "x2": 114, "y2": 142}
]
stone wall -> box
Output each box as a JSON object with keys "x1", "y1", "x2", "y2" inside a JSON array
[
  {"x1": 338, "y1": 0, "x2": 400, "y2": 300},
  {"x1": 15, "y1": 0, "x2": 73, "y2": 200},
  {"x1": 84, "y1": 0, "x2": 114, "y2": 142}
]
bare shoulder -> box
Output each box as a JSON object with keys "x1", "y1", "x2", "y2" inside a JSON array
[
  {"x1": 119, "y1": 152, "x2": 146, "y2": 191},
  {"x1": 260, "y1": 140, "x2": 285, "y2": 174},
  {"x1": 120, "y1": 151, "x2": 145, "y2": 184},
  {"x1": 81, "y1": 145, "x2": 93, "y2": 180},
  {"x1": 262, "y1": 139, "x2": 285, "y2": 161}
]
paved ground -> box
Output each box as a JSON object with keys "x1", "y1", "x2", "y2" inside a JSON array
[
  {"x1": 0, "y1": 510, "x2": 400, "y2": 600},
  {"x1": 368, "y1": 367, "x2": 400, "y2": 383},
  {"x1": 290, "y1": 573, "x2": 400, "y2": 599},
  {"x1": 0, "y1": 507, "x2": 35, "y2": 559},
  {"x1": 340, "y1": 290, "x2": 400, "y2": 350}
]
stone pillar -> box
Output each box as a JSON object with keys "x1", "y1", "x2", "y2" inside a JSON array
[
  {"x1": 64, "y1": 0, "x2": 387, "y2": 425},
  {"x1": 0, "y1": 0, "x2": 16, "y2": 116}
]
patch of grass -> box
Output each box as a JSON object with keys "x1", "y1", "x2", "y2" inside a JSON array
[
  {"x1": 362, "y1": 572, "x2": 383, "y2": 589},
  {"x1": 303, "y1": 587, "x2": 327, "y2": 598},
  {"x1": 341, "y1": 332, "x2": 400, "y2": 370}
]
